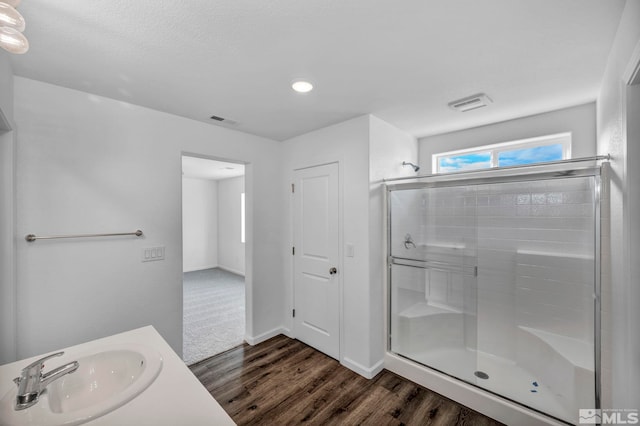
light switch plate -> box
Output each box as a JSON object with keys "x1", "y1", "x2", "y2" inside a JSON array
[
  {"x1": 346, "y1": 243, "x2": 355, "y2": 257},
  {"x1": 142, "y1": 246, "x2": 165, "y2": 262}
]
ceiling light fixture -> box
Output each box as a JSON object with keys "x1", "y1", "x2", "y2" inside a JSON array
[
  {"x1": 0, "y1": 0, "x2": 28, "y2": 54},
  {"x1": 292, "y1": 80, "x2": 313, "y2": 93}
]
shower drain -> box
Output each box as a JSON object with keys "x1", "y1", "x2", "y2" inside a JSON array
[{"x1": 474, "y1": 371, "x2": 489, "y2": 380}]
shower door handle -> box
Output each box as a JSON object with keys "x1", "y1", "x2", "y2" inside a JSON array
[
  {"x1": 329, "y1": 267, "x2": 338, "y2": 275},
  {"x1": 391, "y1": 257, "x2": 478, "y2": 277}
]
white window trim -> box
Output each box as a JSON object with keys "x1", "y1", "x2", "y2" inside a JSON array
[{"x1": 432, "y1": 132, "x2": 572, "y2": 174}]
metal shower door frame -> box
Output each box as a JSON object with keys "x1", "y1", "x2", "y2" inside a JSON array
[{"x1": 385, "y1": 163, "x2": 605, "y2": 419}]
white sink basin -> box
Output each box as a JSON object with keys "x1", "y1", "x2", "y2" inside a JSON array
[{"x1": 0, "y1": 344, "x2": 163, "y2": 426}]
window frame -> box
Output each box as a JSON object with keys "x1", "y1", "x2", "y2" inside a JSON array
[{"x1": 432, "y1": 132, "x2": 572, "y2": 174}]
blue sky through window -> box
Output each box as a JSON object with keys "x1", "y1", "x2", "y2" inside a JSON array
[
  {"x1": 439, "y1": 152, "x2": 491, "y2": 172},
  {"x1": 498, "y1": 144, "x2": 563, "y2": 167},
  {"x1": 434, "y1": 133, "x2": 570, "y2": 174}
]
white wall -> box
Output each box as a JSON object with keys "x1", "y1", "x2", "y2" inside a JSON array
[
  {"x1": 368, "y1": 116, "x2": 417, "y2": 365},
  {"x1": 419, "y1": 102, "x2": 597, "y2": 175},
  {"x1": 13, "y1": 77, "x2": 285, "y2": 359},
  {"x1": 596, "y1": 0, "x2": 640, "y2": 410},
  {"x1": 282, "y1": 115, "x2": 372, "y2": 374},
  {"x1": 217, "y1": 176, "x2": 245, "y2": 276},
  {"x1": 282, "y1": 114, "x2": 416, "y2": 377},
  {"x1": 182, "y1": 174, "x2": 246, "y2": 276},
  {"x1": 0, "y1": 52, "x2": 16, "y2": 364},
  {"x1": 182, "y1": 177, "x2": 218, "y2": 272}
]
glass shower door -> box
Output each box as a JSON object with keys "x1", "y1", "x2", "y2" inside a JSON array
[
  {"x1": 389, "y1": 185, "x2": 478, "y2": 384},
  {"x1": 388, "y1": 173, "x2": 598, "y2": 425},
  {"x1": 471, "y1": 176, "x2": 596, "y2": 424}
]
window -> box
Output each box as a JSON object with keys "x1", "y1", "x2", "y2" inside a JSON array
[
  {"x1": 432, "y1": 133, "x2": 571, "y2": 174},
  {"x1": 241, "y1": 192, "x2": 245, "y2": 243}
]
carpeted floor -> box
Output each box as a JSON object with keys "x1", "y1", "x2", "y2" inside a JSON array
[{"x1": 183, "y1": 267, "x2": 245, "y2": 365}]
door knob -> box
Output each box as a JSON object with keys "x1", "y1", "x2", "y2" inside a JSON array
[{"x1": 329, "y1": 267, "x2": 337, "y2": 275}]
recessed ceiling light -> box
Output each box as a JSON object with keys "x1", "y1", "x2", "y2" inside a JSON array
[{"x1": 292, "y1": 80, "x2": 313, "y2": 93}]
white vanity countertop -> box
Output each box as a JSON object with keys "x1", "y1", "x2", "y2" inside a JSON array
[{"x1": 0, "y1": 326, "x2": 236, "y2": 425}]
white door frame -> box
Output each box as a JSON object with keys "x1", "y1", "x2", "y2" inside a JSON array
[
  {"x1": 0, "y1": 125, "x2": 17, "y2": 364},
  {"x1": 620, "y1": 38, "x2": 640, "y2": 404},
  {"x1": 180, "y1": 151, "x2": 252, "y2": 346}
]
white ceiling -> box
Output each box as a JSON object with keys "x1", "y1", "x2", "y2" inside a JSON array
[
  {"x1": 182, "y1": 156, "x2": 244, "y2": 181},
  {"x1": 9, "y1": 0, "x2": 626, "y2": 141}
]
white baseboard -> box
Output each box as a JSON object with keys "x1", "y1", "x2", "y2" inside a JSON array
[
  {"x1": 245, "y1": 327, "x2": 286, "y2": 345},
  {"x1": 217, "y1": 265, "x2": 245, "y2": 277},
  {"x1": 341, "y1": 357, "x2": 385, "y2": 379},
  {"x1": 183, "y1": 264, "x2": 218, "y2": 273},
  {"x1": 245, "y1": 328, "x2": 384, "y2": 382}
]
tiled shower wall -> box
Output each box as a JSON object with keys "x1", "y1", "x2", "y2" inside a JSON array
[
  {"x1": 389, "y1": 175, "x2": 596, "y2": 360},
  {"x1": 475, "y1": 177, "x2": 595, "y2": 359},
  {"x1": 390, "y1": 186, "x2": 477, "y2": 312}
]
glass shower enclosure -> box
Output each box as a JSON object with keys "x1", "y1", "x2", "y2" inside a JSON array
[{"x1": 387, "y1": 167, "x2": 601, "y2": 424}]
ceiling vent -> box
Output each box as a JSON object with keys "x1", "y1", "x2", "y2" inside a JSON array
[
  {"x1": 209, "y1": 115, "x2": 238, "y2": 126},
  {"x1": 448, "y1": 93, "x2": 493, "y2": 112}
]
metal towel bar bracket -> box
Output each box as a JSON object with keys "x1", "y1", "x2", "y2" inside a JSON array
[{"x1": 25, "y1": 230, "x2": 143, "y2": 242}]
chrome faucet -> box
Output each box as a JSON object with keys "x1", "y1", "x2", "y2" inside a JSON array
[{"x1": 13, "y1": 351, "x2": 79, "y2": 410}]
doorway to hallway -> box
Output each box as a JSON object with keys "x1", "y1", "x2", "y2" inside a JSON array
[{"x1": 182, "y1": 155, "x2": 246, "y2": 365}]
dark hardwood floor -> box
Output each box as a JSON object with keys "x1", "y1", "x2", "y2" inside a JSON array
[{"x1": 189, "y1": 335, "x2": 503, "y2": 426}]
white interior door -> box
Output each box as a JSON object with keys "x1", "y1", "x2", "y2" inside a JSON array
[{"x1": 293, "y1": 162, "x2": 340, "y2": 359}]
